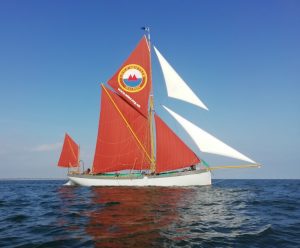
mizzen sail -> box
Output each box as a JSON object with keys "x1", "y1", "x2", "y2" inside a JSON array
[
  {"x1": 92, "y1": 86, "x2": 151, "y2": 173},
  {"x1": 108, "y1": 36, "x2": 152, "y2": 117},
  {"x1": 58, "y1": 133, "x2": 79, "y2": 167},
  {"x1": 163, "y1": 106, "x2": 256, "y2": 164},
  {"x1": 155, "y1": 114, "x2": 200, "y2": 173},
  {"x1": 154, "y1": 46, "x2": 208, "y2": 110}
]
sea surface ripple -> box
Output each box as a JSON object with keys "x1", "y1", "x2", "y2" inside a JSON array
[{"x1": 0, "y1": 179, "x2": 299, "y2": 247}]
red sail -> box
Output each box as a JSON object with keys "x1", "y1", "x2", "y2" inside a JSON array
[
  {"x1": 107, "y1": 36, "x2": 151, "y2": 117},
  {"x1": 57, "y1": 133, "x2": 79, "y2": 167},
  {"x1": 155, "y1": 114, "x2": 200, "y2": 173},
  {"x1": 92, "y1": 85, "x2": 151, "y2": 173}
]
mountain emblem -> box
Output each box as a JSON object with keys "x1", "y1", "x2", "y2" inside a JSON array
[
  {"x1": 128, "y1": 74, "x2": 138, "y2": 81},
  {"x1": 118, "y1": 64, "x2": 147, "y2": 93}
]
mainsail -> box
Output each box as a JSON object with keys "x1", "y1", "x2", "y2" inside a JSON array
[
  {"x1": 92, "y1": 85, "x2": 151, "y2": 174},
  {"x1": 154, "y1": 46, "x2": 208, "y2": 110},
  {"x1": 58, "y1": 133, "x2": 79, "y2": 167},
  {"x1": 163, "y1": 106, "x2": 256, "y2": 164},
  {"x1": 155, "y1": 114, "x2": 200, "y2": 173},
  {"x1": 108, "y1": 36, "x2": 152, "y2": 117}
]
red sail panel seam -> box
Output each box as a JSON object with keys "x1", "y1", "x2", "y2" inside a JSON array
[
  {"x1": 58, "y1": 134, "x2": 79, "y2": 167},
  {"x1": 66, "y1": 136, "x2": 78, "y2": 165},
  {"x1": 102, "y1": 84, "x2": 153, "y2": 164}
]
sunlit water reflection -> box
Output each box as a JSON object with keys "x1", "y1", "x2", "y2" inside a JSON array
[{"x1": 0, "y1": 180, "x2": 299, "y2": 247}]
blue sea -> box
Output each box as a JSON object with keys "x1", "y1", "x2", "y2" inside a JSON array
[{"x1": 0, "y1": 180, "x2": 299, "y2": 247}]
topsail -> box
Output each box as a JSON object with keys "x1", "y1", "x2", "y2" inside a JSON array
[{"x1": 108, "y1": 36, "x2": 152, "y2": 117}]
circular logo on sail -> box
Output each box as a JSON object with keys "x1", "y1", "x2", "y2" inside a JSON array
[{"x1": 118, "y1": 64, "x2": 147, "y2": 93}]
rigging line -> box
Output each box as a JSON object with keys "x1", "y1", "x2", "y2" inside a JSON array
[
  {"x1": 102, "y1": 84, "x2": 153, "y2": 164},
  {"x1": 208, "y1": 164, "x2": 261, "y2": 171}
]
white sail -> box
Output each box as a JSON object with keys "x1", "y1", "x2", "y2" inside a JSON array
[
  {"x1": 163, "y1": 106, "x2": 256, "y2": 164},
  {"x1": 154, "y1": 46, "x2": 208, "y2": 110}
]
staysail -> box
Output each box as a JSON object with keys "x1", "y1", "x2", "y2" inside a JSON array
[
  {"x1": 108, "y1": 36, "x2": 152, "y2": 117},
  {"x1": 155, "y1": 114, "x2": 200, "y2": 173},
  {"x1": 92, "y1": 85, "x2": 151, "y2": 173},
  {"x1": 163, "y1": 106, "x2": 256, "y2": 164},
  {"x1": 58, "y1": 133, "x2": 79, "y2": 167},
  {"x1": 154, "y1": 46, "x2": 208, "y2": 110}
]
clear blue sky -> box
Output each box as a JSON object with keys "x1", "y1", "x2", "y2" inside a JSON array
[{"x1": 0, "y1": 0, "x2": 299, "y2": 179}]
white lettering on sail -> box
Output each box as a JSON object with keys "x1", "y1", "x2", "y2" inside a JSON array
[{"x1": 118, "y1": 88, "x2": 141, "y2": 108}]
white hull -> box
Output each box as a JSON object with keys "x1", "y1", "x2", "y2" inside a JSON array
[{"x1": 68, "y1": 170, "x2": 211, "y2": 187}]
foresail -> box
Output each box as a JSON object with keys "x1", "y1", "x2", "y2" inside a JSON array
[
  {"x1": 58, "y1": 133, "x2": 79, "y2": 167},
  {"x1": 155, "y1": 114, "x2": 200, "y2": 173},
  {"x1": 154, "y1": 46, "x2": 208, "y2": 110},
  {"x1": 163, "y1": 106, "x2": 256, "y2": 164},
  {"x1": 108, "y1": 36, "x2": 151, "y2": 117}
]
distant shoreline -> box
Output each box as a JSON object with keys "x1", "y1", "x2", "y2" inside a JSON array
[
  {"x1": 0, "y1": 178, "x2": 67, "y2": 181},
  {"x1": 0, "y1": 178, "x2": 299, "y2": 181}
]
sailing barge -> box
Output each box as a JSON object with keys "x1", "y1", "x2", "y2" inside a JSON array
[{"x1": 58, "y1": 30, "x2": 259, "y2": 186}]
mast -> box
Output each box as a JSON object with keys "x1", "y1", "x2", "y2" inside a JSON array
[
  {"x1": 77, "y1": 145, "x2": 80, "y2": 173},
  {"x1": 143, "y1": 26, "x2": 156, "y2": 173},
  {"x1": 149, "y1": 95, "x2": 155, "y2": 172}
]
